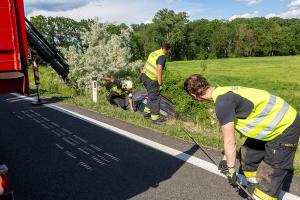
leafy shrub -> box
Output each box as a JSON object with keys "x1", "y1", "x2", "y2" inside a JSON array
[
  {"x1": 60, "y1": 21, "x2": 143, "y2": 91},
  {"x1": 163, "y1": 70, "x2": 217, "y2": 127}
]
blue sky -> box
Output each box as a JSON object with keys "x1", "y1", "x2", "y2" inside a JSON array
[{"x1": 24, "y1": 0, "x2": 300, "y2": 24}]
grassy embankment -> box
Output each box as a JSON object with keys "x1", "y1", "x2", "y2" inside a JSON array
[{"x1": 29, "y1": 55, "x2": 300, "y2": 175}]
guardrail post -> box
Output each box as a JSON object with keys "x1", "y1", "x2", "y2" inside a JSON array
[{"x1": 92, "y1": 77, "x2": 97, "y2": 103}]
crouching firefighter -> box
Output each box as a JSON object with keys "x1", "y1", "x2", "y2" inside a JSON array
[
  {"x1": 140, "y1": 43, "x2": 171, "y2": 124},
  {"x1": 183, "y1": 74, "x2": 300, "y2": 200},
  {"x1": 104, "y1": 77, "x2": 134, "y2": 110}
]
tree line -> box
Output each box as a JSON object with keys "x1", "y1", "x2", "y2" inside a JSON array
[{"x1": 30, "y1": 9, "x2": 300, "y2": 61}]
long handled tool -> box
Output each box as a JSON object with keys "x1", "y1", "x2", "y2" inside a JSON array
[{"x1": 180, "y1": 126, "x2": 255, "y2": 200}]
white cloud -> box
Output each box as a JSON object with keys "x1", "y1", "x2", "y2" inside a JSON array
[
  {"x1": 237, "y1": 0, "x2": 264, "y2": 5},
  {"x1": 288, "y1": 0, "x2": 300, "y2": 9},
  {"x1": 266, "y1": 9, "x2": 300, "y2": 18},
  {"x1": 229, "y1": 11, "x2": 259, "y2": 20},
  {"x1": 24, "y1": 0, "x2": 101, "y2": 13},
  {"x1": 26, "y1": 1, "x2": 157, "y2": 24},
  {"x1": 265, "y1": 0, "x2": 300, "y2": 18},
  {"x1": 230, "y1": 0, "x2": 300, "y2": 19}
]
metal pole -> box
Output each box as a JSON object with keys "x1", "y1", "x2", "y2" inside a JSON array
[
  {"x1": 31, "y1": 54, "x2": 45, "y2": 105},
  {"x1": 179, "y1": 125, "x2": 255, "y2": 200}
]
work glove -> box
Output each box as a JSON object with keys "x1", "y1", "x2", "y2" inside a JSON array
[
  {"x1": 227, "y1": 167, "x2": 238, "y2": 187},
  {"x1": 159, "y1": 85, "x2": 163, "y2": 91},
  {"x1": 218, "y1": 160, "x2": 228, "y2": 174}
]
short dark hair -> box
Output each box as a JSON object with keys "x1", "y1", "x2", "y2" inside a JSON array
[
  {"x1": 161, "y1": 43, "x2": 171, "y2": 50},
  {"x1": 184, "y1": 74, "x2": 210, "y2": 96}
]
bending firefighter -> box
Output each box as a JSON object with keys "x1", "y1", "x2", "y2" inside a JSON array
[
  {"x1": 184, "y1": 74, "x2": 300, "y2": 200},
  {"x1": 105, "y1": 77, "x2": 133, "y2": 111},
  {"x1": 140, "y1": 43, "x2": 171, "y2": 124}
]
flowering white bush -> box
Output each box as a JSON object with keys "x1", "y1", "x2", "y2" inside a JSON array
[{"x1": 61, "y1": 21, "x2": 143, "y2": 91}]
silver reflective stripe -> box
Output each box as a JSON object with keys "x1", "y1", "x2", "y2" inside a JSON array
[
  {"x1": 146, "y1": 61, "x2": 156, "y2": 70},
  {"x1": 255, "y1": 101, "x2": 289, "y2": 139},
  {"x1": 240, "y1": 95, "x2": 276, "y2": 135},
  {"x1": 145, "y1": 68, "x2": 157, "y2": 77}
]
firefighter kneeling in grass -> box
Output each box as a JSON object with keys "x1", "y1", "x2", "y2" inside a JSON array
[
  {"x1": 104, "y1": 77, "x2": 134, "y2": 111},
  {"x1": 183, "y1": 74, "x2": 300, "y2": 200}
]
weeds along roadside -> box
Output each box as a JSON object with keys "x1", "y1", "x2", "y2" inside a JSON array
[{"x1": 28, "y1": 62, "x2": 300, "y2": 175}]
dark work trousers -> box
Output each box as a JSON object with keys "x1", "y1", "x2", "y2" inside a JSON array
[
  {"x1": 106, "y1": 92, "x2": 127, "y2": 110},
  {"x1": 240, "y1": 115, "x2": 300, "y2": 197},
  {"x1": 141, "y1": 73, "x2": 160, "y2": 115}
]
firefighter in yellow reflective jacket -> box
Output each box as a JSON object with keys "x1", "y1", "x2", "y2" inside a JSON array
[
  {"x1": 140, "y1": 43, "x2": 171, "y2": 124},
  {"x1": 105, "y1": 77, "x2": 133, "y2": 110},
  {"x1": 184, "y1": 74, "x2": 300, "y2": 200}
]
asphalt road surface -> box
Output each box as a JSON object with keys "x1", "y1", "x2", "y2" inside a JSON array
[{"x1": 0, "y1": 94, "x2": 299, "y2": 200}]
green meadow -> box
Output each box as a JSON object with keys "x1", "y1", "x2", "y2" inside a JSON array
[{"x1": 30, "y1": 55, "x2": 300, "y2": 174}]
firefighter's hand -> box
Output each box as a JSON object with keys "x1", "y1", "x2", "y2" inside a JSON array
[
  {"x1": 226, "y1": 167, "x2": 238, "y2": 186},
  {"x1": 218, "y1": 159, "x2": 228, "y2": 174},
  {"x1": 159, "y1": 85, "x2": 163, "y2": 91}
]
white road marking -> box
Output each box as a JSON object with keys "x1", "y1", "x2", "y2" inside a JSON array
[
  {"x1": 78, "y1": 162, "x2": 93, "y2": 171},
  {"x1": 50, "y1": 122, "x2": 60, "y2": 127},
  {"x1": 62, "y1": 137, "x2": 76, "y2": 146},
  {"x1": 67, "y1": 137, "x2": 80, "y2": 145},
  {"x1": 33, "y1": 118, "x2": 41, "y2": 124},
  {"x1": 55, "y1": 144, "x2": 64, "y2": 150},
  {"x1": 90, "y1": 144, "x2": 102, "y2": 151},
  {"x1": 73, "y1": 135, "x2": 88, "y2": 143},
  {"x1": 65, "y1": 151, "x2": 77, "y2": 159},
  {"x1": 41, "y1": 124, "x2": 50, "y2": 129},
  {"x1": 97, "y1": 155, "x2": 111, "y2": 163},
  {"x1": 25, "y1": 113, "x2": 33, "y2": 118},
  {"x1": 61, "y1": 128, "x2": 73, "y2": 135},
  {"x1": 42, "y1": 117, "x2": 50, "y2": 122},
  {"x1": 17, "y1": 116, "x2": 24, "y2": 120},
  {"x1": 91, "y1": 156, "x2": 107, "y2": 166},
  {"x1": 12, "y1": 93, "x2": 300, "y2": 200},
  {"x1": 83, "y1": 146, "x2": 95, "y2": 154},
  {"x1": 30, "y1": 110, "x2": 42, "y2": 117},
  {"x1": 46, "y1": 123, "x2": 54, "y2": 129},
  {"x1": 78, "y1": 147, "x2": 90, "y2": 155},
  {"x1": 52, "y1": 130, "x2": 62, "y2": 137},
  {"x1": 104, "y1": 152, "x2": 120, "y2": 161},
  {"x1": 55, "y1": 129, "x2": 66, "y2": 136}
]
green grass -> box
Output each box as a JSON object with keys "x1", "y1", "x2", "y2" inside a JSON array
[{"x1": 29, "y1": 55, "x2": 300, "y2": 175}]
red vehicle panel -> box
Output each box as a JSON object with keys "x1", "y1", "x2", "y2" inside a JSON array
[{"x1": 0, "y1": 0, "x2": 29, "y2": 95}]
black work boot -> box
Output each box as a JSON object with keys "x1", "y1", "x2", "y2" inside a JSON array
[
  {"x1": 143, "y1": 112, "x2": 151, "y2": 118},
  {"x1": 152, "y1": 118, "x2": 166, "y2": 125}
]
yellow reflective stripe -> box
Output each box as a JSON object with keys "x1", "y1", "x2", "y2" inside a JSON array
[
  {"x1": 151, "y1": 114, "x2": 159, "y2": 120},
  {"x1": 244, "y1": 171, "x2": 257, "y2": 178},
  {"x1": 243, "y1": 171, "x2": 258, "y2": 183},
  {"x1": 253, "y1": 188, "x2": 278, "y2": 200},
  {"x1": 256, "y1": 101, "x2": 289, "y2": 139},
  {"x1": 144, "y1": 107, "x2": 150, "y2": 112}
]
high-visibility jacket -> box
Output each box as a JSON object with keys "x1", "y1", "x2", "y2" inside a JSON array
[
  {"x1": 143, "y1": 49, "x2": 165, "y2": 81},
  {"x1": 110, "y1": 80, "x2": 127, "y2": 96},
  {"x1": 212, "y1": 86, "x2": 297, "y2": 141}
]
